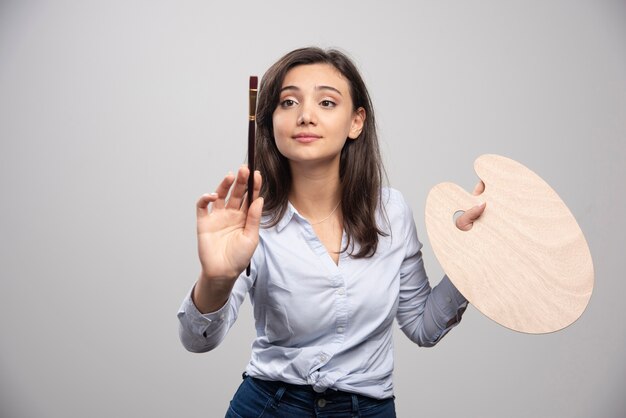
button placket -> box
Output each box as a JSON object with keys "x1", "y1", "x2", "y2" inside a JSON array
[{"x1": 335, "y1": 282, "x2": 348, "y2": 340}]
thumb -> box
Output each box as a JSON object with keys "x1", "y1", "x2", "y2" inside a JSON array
[
  {"x1": 456, "y1": 202, "x2": 486, "y2": 231},
  {"x1": 243, "y1": 197, "x2": 264, "y2": 239}
]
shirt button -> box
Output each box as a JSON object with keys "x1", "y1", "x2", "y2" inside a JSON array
[
  {"x1": 320, "y1": 355, "x2": 328, "y2": 362},
  {"x1": 337, "y1": 327, "x2": 344, "y2": 334},
  {"x1": 337, "y1": 288, "x2": 345, "y2": 295},
  {"x1": 317, "y1": 398, "x2": 327, "y2": 408},
  {"x1": 445, "y1": 297, "x2": 452, "y2": 303}
]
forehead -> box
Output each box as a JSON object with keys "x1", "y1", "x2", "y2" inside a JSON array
[{"x1": 281, "y1": 63, "x2": 350, "y2": 93}]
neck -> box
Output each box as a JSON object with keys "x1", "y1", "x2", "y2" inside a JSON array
[{"x1": 289, "y1": 161, "x2": 341, "y2": 220}]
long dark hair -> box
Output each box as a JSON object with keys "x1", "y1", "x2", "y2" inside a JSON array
[{"x1": 256, "y1": 47, "x2": 387, "y2": 258}]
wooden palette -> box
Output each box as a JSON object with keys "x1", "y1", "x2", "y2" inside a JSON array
[{"x1": 425, "y1": 154, "x2": 594, "y2": 334}]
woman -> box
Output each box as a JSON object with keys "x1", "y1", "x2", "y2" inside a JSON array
[{"x1": 178, "y1": 47, "x2": 485, "y2": 417}]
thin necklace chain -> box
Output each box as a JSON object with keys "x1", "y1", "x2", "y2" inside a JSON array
[{"x1": 305, "y1": 201, "x2": 341, "y2": 225}]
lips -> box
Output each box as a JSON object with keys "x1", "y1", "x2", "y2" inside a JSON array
[{"x1": 293, "y1": 133, "x2": 321, "y2": 143}]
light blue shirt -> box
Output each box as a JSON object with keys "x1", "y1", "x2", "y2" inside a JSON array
[{"x1": 178, "y1": 188, "x2": 467, "y2": 399}]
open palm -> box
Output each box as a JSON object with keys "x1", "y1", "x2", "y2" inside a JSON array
[{"x1": 196, "y1": 167, "x2": 263, "y2": 280}]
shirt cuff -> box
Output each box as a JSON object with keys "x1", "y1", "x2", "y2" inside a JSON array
[
  {"x1": 177, "y1": 287, "x2": 230, "y2": 337},
  {"x1": 435, "y1": 275, "x2": 468, "y2": 328}
]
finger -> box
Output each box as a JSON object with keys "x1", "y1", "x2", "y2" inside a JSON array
[
  {"x1": 213, "y1": 172, "x2": 235, "y2": 209},
  {"x1": 456, "y1": 202, "x2": 486, "y2": 231},
  {"x1": 196, "y1": 193, "x2": 218, "y2": 217},
  {"x1": 252, "y1": 170, "x2": 262, "y2": 200},
  {"x1": 243, "y1": 197, "x2": 264, "y2": 240},
  {"x1": 240, "y1": 170, "x2": 264, "y2": 211},
  {"x1": 473, "y1": 180, "x2": 485, "y2": 195},
  {"x1": 225, "y1": 166, "x2": 249, "y2": 210},
  {"x1": 239, "y1": 191, "x2": 249, "y2": 210}
]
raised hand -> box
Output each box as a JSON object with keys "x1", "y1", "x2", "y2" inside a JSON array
[{"x1": 193, "y1": 166, "x2": 263, "y2": 313}]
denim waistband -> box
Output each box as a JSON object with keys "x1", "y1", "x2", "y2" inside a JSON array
[{"x1": 243, "y1": 373, "x2": 392, "y2": 413}]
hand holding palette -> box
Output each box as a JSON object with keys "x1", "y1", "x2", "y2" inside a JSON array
[{"x1": 425, "y1": 154, "x2": 594, "y2": 334}]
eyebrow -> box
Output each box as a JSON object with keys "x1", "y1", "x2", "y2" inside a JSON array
[{"x1": 279, "y1": 85, "x2": 343, "y2": 96}]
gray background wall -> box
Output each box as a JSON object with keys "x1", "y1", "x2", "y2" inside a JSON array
[{"x1": 1, "y1": 1, "x2": 624, "y2": 417}]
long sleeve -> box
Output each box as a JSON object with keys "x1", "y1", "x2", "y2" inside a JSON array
[
  {"x1": 395, "y1": 196, "x2": 467, "y2": 347},
  {"x1": 177, "y1": 261, "x2": 257, "y2": 353}
]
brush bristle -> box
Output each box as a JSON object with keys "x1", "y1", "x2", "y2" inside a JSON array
[{"x1": 249, "y1": 76, "x2": 258, "y2": 89}]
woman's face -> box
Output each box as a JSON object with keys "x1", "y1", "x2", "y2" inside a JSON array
[{"x1": 272, "y1": 63, "x2": 365, "y2": 169}]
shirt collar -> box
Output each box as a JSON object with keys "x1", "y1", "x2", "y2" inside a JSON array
[{"x1": 275, "y1": 202, "x2": 299, "y2": 232}]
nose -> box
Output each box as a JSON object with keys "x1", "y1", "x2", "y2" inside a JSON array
[{"x1": 297, "y1": 101, "x2": 316, "y2": 125}]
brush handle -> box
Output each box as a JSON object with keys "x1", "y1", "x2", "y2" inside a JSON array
[
  {"x1": 246, "y1": 76, "x2": 258, "y2": 276},
  {"x1": 246, "y1": 119, "x2": 255, "y2": 276},
  {"x1": 247, "y1": 119, "x2": 255, "y2": 210}
]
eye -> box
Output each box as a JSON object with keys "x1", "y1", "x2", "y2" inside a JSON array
[
  {"x1": 280, "y1": 99, "x2": 297, "y2": 108},
  {"x1": 320, "y1": 100, "x2": 336, "y2": 108}
]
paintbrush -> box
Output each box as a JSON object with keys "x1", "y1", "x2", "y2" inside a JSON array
[{"x1": 246, "y1": 76, "x2": 258, "y2": 276}]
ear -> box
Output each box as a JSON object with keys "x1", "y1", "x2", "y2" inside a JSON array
[{"x1": 348, "y1": 107, "x2": 366, "y2": 139}]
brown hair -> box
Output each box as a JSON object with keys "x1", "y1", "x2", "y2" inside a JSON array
[{"x1": 256, "y1": 47, "x2": 387, "y2": 258}]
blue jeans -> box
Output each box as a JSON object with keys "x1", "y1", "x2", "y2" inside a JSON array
[{"x1": 226, "y1": 374, "x2": 396, "y2": 418}]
